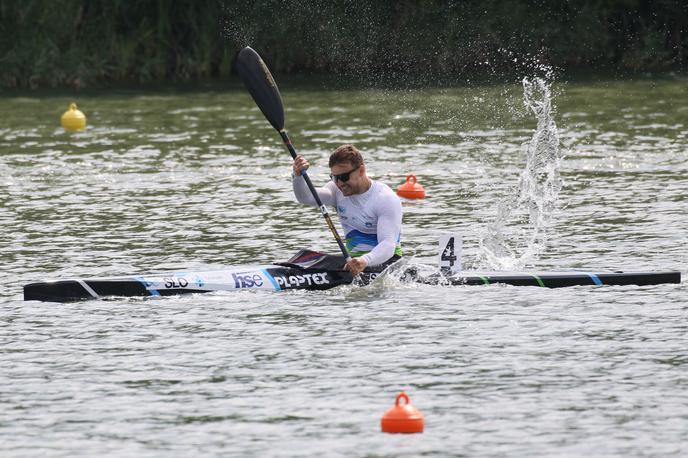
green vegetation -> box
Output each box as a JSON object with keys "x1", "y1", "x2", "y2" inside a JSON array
[{"x1": 1, "y1": 0, "x2": 685, "y2": 89}]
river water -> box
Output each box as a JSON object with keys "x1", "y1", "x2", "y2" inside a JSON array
[{"x1": 2, "y1": 76, "x2": 687, "y2": 457}]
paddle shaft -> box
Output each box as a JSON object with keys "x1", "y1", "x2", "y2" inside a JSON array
[
  {"x1": 235, "y1": 47, "x2": 352, "y2": 262},
  {"x1": 279, "y1": 130, "x2": 352, "y2": 261}
]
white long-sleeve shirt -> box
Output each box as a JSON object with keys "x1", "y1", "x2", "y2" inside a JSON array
[{"x1": 292, "y1": 177, "x2": 402, "y2": 266}]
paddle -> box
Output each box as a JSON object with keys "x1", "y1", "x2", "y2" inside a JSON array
[{"x1": 235, "y1": 46, "x2": 352, "y2": 262}]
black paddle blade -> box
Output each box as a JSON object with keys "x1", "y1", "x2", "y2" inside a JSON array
[{"x1": 236, "y1": 47, "x2": 285, "y2": 131}]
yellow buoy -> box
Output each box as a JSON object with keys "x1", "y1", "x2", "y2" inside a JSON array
[{"x1": 60, "y1": 103, "x2": 87, "y2": 131}]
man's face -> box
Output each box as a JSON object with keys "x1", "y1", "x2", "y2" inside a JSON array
[{"x1": 330, "y1": 161, "x2": 364, "y2": 196}]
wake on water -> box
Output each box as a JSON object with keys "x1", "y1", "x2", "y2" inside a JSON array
[
  {"x1": 356, "y1": 76, "x2": 564, "y2": 288},
  {"x1": 476, "y1": 77, "x2": 563, "y2": 270}
]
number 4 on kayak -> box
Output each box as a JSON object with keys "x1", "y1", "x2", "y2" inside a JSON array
[{"x1": 438, "y1": 234, "x2": 462, "y2": 273}]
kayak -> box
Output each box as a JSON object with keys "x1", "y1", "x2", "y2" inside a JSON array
[{"x1": 23, "y1": 250, "x2": 681, "y2": 303}]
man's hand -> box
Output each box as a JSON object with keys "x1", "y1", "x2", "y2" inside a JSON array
[
  {"x1": 345, "y1": 257, "x2": 367, "y2": 276},
  {"x1": 292, "y1": 155, "x2": 309, "y2": 176}
]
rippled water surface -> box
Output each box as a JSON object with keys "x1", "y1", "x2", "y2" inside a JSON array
[{"x1": 2, "y1": 77, "x2": 687, "y2": 457}]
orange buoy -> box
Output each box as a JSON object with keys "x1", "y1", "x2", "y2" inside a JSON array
[
  {"x1": 381, "y1": 392, "x2": 424, "y2": 433},
  {"x1": 396, "y1": 175, "x2": 426, "y2": 199}
]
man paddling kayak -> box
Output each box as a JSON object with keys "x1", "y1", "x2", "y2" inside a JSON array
[{"x1": 292, "y1": 144, "x2": 403, "y2": 276}]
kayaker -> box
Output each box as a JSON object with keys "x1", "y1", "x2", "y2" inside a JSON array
[{"x1": 292, "y1": 144, "x2": 402, "y2": 276}]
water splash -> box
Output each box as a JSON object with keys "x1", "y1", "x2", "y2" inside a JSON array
[{"x1": 477, "y1": 77, "x2": 563, "y2": 270}]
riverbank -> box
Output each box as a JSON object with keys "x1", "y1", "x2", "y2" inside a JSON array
[{"x1": 2, "y1": 1, "x2": 686, "y2": 89}]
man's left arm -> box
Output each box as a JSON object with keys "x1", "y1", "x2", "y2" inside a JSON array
[{"x1": 359, "y1": 195, "x2": 403, "y2": 267}]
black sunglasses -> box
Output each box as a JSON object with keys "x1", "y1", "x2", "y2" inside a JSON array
[{"x1": 330, "y1": 165, "x2": 360, "y2": 183}]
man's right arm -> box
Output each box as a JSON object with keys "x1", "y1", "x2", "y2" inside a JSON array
[{"x1": 292, "y1": 155, "x2": 336, "y2": 206}]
